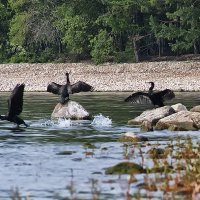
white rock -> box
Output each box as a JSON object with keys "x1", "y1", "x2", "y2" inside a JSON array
[
  {"x1": 171, "y1": 103, "x2": 187, "y2": 112},
  {"x1": 155, "y1": 111, "x2": 200, "y2": 131},
  {"x1": 128, "y1": 106, "x2": 175, "y2": 126},
  {"x1": 51, "y1": 100, "x2": 91, "y2": 120}
]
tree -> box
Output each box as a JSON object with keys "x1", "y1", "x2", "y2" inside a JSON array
[
  {"x1": 0, "y1": 0, "x2": 11, "y2": 62},
  {"x1": 90, "y1": 29, "x2": 114, "y2": 64},
  {"x1": 97, "y1": 0, "x2": 151, "y2": 62},
  {"x1": 9, "y1": 0, "x2": 62, "y2": 62},
  {"x1": 150, "y1": 0, "x2": 200, "y2": 55}
]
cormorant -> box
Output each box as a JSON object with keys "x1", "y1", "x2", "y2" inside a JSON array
[
  {"x1": 125, "y1": 82, "x2": 175, "y2": 107},
  {"x1": 0, "y1": 83, "x2": 28, "y2": 127},
  {"x1": 47, "y1": 72, "x2": 94, "y2": 104}
]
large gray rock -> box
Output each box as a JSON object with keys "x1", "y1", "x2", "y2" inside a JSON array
[
  {"x1": 155, "y1": 111, "x2": 200, "y2": 131},
  {"x1": 51, "y1": 100, "x2": 91, "y2": 120},
  {"x1": 190, "y1": 105, "x2": 200, "y2": 113},
  {"x1": 128, "y1": 106, "x2": 175, "y2": 126}
]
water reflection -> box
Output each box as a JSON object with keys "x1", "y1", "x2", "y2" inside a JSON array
[{"x1": 0, "y1": 92, "x2": 199, "y2": 199}]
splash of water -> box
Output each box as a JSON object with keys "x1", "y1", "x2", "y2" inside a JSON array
[
  {"x1": 39, "y1": 118, "x2": 72, "y2": 128},
  {"x1": 91, "y1": 113, "x2": 112, "y2": 127},
  {"x1": 57, "y1": 118, "x2": 72, "y2": 128}
]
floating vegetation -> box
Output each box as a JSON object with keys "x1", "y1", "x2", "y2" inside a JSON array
[
  {"x1": 105, "y1": 162, "x2": 145, "y2": 175},
  {"x1": 56, "y1": 150, "x2": 76, "y2": 155}
]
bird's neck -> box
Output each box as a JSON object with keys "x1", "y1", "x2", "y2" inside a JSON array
[
  {"x1": 66, "y1": 74, "x2": 70, "y2": 85},
  {"x1": 149, "y1": 82, "x2": 154, "y2": 92}
]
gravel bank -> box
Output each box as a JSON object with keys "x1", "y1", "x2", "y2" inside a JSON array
[{"x1": 0, "y1": 61, "x2": 200, "y2": 92}]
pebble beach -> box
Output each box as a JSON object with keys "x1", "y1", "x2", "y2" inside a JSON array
[{"x1": 0, "y1": 61, "x2": 200, "y2": 92}]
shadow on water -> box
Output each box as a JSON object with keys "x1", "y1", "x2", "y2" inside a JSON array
[{"x1": 0, "y1": 91, "x2": 200, "y2": 199}]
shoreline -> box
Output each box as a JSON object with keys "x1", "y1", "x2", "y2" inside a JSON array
[{"x1": 0, "y1": 61, "x2": 200, "y2": 92}]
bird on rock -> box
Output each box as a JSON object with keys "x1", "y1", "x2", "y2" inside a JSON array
[
  {"x1": 47, "y1": 72, "x2": 94, "y2": 104},
  {"x1": 125, "y1": 82, "x2": 175, "y2": 107}
]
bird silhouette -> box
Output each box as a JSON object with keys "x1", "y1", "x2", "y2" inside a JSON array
[
  {"x1": 0, "y1": 83, "x2": 28, "y2": 127},
  {"x1": 125, "y1": 82, "x2": 175, "y2": 107},
  {"x1": 47, "y1": 72, "x2": 94, "y2": 104}
]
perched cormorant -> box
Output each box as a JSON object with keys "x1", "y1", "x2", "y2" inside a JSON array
[
  {"x1": 47, "y1": 72, "x2": 94, "y2": 104},
  {"x1": 0, "y1": 83, "x2": 28, "y2": 127},
  {"x1": 125, "y1": 82, "x2": 175, "y2": 107}
]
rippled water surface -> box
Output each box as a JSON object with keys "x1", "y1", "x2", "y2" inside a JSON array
[{"x1": 0, "y1": 92, "x2": 200, "y2": 199}]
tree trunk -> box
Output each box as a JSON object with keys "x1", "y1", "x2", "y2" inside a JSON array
[
  {"x1": 194, "y1": 42, "x2": 198, "y2": 54},
  {"x1": 133, "y1": 39, "x2": 139, "y2": 62},
  {"x1": 157, "y1": 38, "x2": 161, "y2": 57}
]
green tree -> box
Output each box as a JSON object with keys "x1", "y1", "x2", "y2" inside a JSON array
[
  {"x1": 97, "y1": 0, "x2": 151, "y2": 62},
  {"x1": 150, "y1": 0, "x2": 200, "y2": 55},
  {"x1": 8, "y1": 0, "x2": 62, "y2": 62},
  {"x1": 90, "y1": 29, "x2": 114, "y2": 64},
  {"x1": 0, "y1": 0, "x2": 11, "y2": 62}
]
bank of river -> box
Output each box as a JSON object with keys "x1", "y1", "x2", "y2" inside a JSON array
[{"x1": 0, "y1": 61, "x2": 200, "y2": 91}]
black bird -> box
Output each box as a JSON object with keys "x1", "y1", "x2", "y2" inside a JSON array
[
  {"x1": 125, "y1": 82, "x2": 175, "y2": 107},
  {"x1": 0, "y1": 83, "x2": 28, "y2": 127},
  {"x1": 47, "y1": 72, "x2": 94, "y2": 104}
]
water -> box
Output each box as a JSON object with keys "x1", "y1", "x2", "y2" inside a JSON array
[{"x1": 0, "y1": 92, "x2": 200, "y2": 199}]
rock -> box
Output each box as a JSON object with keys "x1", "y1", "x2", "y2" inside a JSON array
[
  {"x1": 190, "y1": 105, "x2": 200, "y2": 113},
  {"x1": 128, "y1": 106, "x2": 175, "y2": 126},
  {"x1": 155, "y1": 111, "x2": 200, "y2": 131},
  {"x1": 171, "y1": 103, "x2": 187, "y2": 112},
  {"x1": 105, "y1": 162, "x2": 145, "y2": 174},
  {"x1": 51, "y1": 100, "x2": 91, "y2": 120},
  {"x1": 141, "y1": 120, "x2": 153, "y2": 132},
  {"x1": 120, "y1": 132, "x2": 148, "y2": 142}
]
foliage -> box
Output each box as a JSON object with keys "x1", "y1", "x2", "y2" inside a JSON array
[
  {"x1": 90, "y1": 30, "x2": 114, "y2": 64},
  {"x1": 0, "y1": 0, "x2": 200, "y2": 63}
]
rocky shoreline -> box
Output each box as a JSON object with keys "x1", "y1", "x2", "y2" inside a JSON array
[{"x1": 0, "y1": 61, "x2": 200, "y2": 91}]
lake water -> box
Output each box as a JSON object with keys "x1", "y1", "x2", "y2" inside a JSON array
[{"x1": 0, "y1": 92, "x2": 199, "y2": 199}]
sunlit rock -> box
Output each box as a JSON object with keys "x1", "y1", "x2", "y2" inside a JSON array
[
  {"x1": 51, "y1": 100, "x2": 91, "y2": 120},
  {"x1": 155, "y1": 111, "x2": 200, "y2": 131},
  {"x1": 120, "y1": 132, "x2": 148, "y2": 142},
  {"x1": 105, "y1": 162, "x2": 145, "y2": 174},
  {"x1": 190, "y1": 105, "x2": 200, "y2": 113},
  {"x1": 141, "y1": 120, "x2": 153, "y2": 132},
  {"x1": 171, "y1": 103, "x2": 187, "y2": 112},
  {"x1": 128, "y1": 106, "x2": 175, "y2": 126}
]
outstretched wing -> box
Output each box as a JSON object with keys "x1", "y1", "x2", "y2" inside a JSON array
[
  {"x1": 156, "y1": 89, "x2": 175, "y2": 102},
  {"x1": 8, "y1": 83, "x2": 25, "y2": 117},
  {"x1": 71, "y1": 81, "x2": 94, "y2": 94},
  {"x1": 124, "y1": 92, "x2": 152, "y2": 104},
  {"x1": 47, "y1": 82, "x2": 62, "y2": 95}
]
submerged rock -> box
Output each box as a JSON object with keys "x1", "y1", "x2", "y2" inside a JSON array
[
  {"x1": 51, "y1": 100, "x2": 91, "y2": 120},
  {"x1": 105, "y1": 162, "x2": 145, "y2": 174},
  {"x1": 128, "y1": 106, "x2": 175, "y2": 126},
  {"x1": 120, "y1": 132, "x2": 148, "y2": 142},
  {"x1": 171, "y1": 103, "x2": 187, "y2": 112},
  {"x1": 141, "y1": 120, "x2": 153, "y2": 132},
  {"x1": 190, "y1": 105, "x2": 200, "y2": 113},
  {"x1": 155, "y1": 111, "x2": 200, "y2": 131}
]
